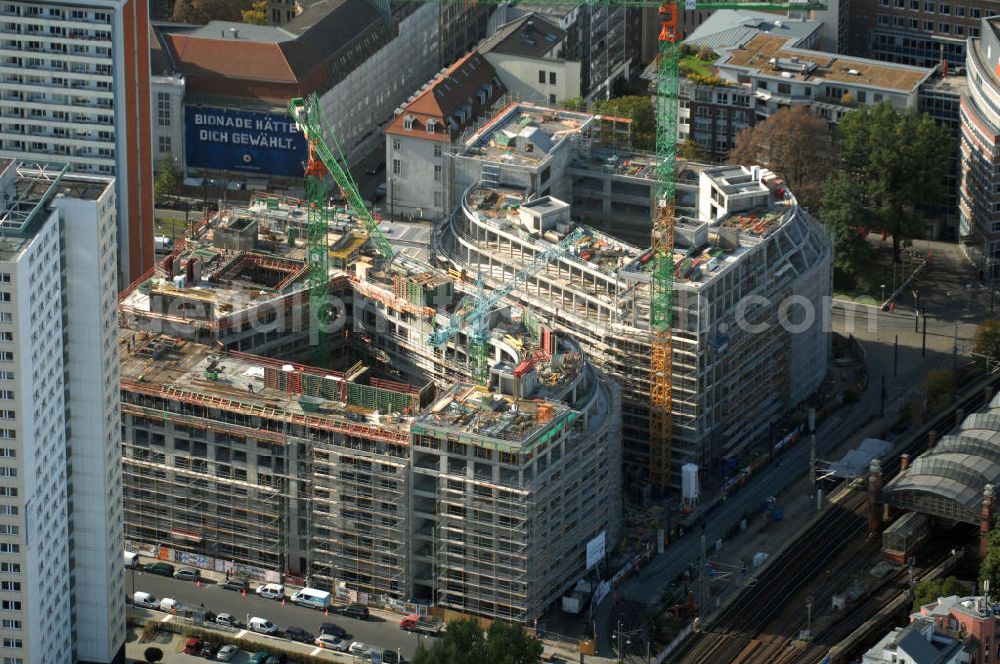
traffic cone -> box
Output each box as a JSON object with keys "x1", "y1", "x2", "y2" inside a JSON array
[
  {"x1": 282, "y1": 598, "x2": 286, "y2": 607},
  {"x1": 196, "y1": 579, "x2": 201, "y2": 587},
  {"x1": 242, "y1": 589, "x2": 247, "y2": 598},
  {"x1": 324, "y1": 607, "x2": 329, "y2": 616}
]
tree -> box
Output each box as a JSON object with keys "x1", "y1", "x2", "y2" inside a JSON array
[
  {"x1": 912, "y1": 576, "x2": 967, "y2": 611},
  {"x1": 972, "y1": 320, "x2": 1000, "y2": 372},
  {"x1": 924, "y1": 369, "x2": 957, "y2": 413},
  {"x1": 155, "y1": 154, "x2": 183, "y2": 203},
  {"x1": 833, "y1": 102, "x2": 952, "y2": 262},
  {"x1": 173, "y1": 0, "x2": 253, "y2": 24},
  {"x1": 412, "y1": 618, "x2": 541, "y2": 664},
  {"x1": 820, "y1": 172, "x2": 871, "y2": 276},
  {"x1": 591, "y1": 96, "x2": 655, "y2": 151},
  {"x1": 143, "y1": 647, "x2": 164, "y2": 664},
  {"x1": 559, "y1": 97, "x2": 587, "y2": 112},
  {"x1": 678, "y1": 139, "x2": 712, "y2": 162},
  {"x1": 241, "y1": 0, "x2": 267, "y2": 24},
  {"x1": 982, "y1": 529, "x2": 1000, "y2": 598},
  {"x1": 728, "y1": 106, "x2": 833, "y2": 211}
]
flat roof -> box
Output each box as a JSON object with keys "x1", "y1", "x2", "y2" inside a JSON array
[
  {"x1": 721, "y1": 34, "x2": 933, "y2": 92},
  {"x1": 685, "y1": 9, "x2": 820, "y2": 50},
  {"x1": 463, "y1": 103, "x2": 593, "y2": 166},
  {"x1": 478, "y1": 14, "x2": 566, "y2": 59}
]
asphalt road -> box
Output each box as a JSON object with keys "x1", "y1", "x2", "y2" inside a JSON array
[{"x1": 129, "y1": 573, "x2": 432, "y2": 658}]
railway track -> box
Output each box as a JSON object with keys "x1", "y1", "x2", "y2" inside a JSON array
[
  {"x1": 673, "y1": 489, "x2": 868, "y2": 663},
  {"x1": 672, "y1": 373, "x2": 1000, "y2": 664}
]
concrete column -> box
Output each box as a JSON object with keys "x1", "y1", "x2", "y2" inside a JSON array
[
  {"x1": 868, "y1": 459, "x2": 883, "y2": 535},
  {"x1": 981, "y1": 484, "x2": 994, "y2": 558}
]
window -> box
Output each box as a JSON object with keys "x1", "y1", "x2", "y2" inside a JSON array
[
  {"x1": 777, "y1": 83, "x2": 791, "y2": 94},
  {"x1": 893, "y1": 15, "x2": 904, "y2": 26},
  {"x1": 549, "y1": 71, "x2": 556, "y2": 85},
  {"x1": 1, "y1": 639, "x2": 20, "y2": 649},
  {"x1": 924, "y1": 1, "x2": 933, "y2": 10},
  {"x1": 434, "y1": 144, "x2": 442, "y2": 157},
  {"x1": 434, "y1": 165, "x2": 442, "y2": 181},
  {"x1": 909, "y1": 0, "x2": 918, "y2": 8},
  {"x1": 0, "y1": 620, "x2": 18, "y2": 629},
  {"x1": 0, "y1": 546, "x2": 17, "y2": 555},
  {"x1": 0, "y1": 578, "x2": 19, "y2": 588},
  {"x1": 924, "y1": 20, "x2": 934, "y2": 30},
  {"x1": 392, "y1": 159, "x2": 401, "y2": 175},
  {"x1": 878, "y1": 0, "x2": 888, "y2": 6},
  {"x1": 157, "y1": 136, "x2": 171, "y2": 154},
  {"x1": 857, "y1": 91, "x2": 867, "y2": 103},
  {"x1": 939, "y1": 23, "x2": 949, "y2": 33},
  {"x1": 0, "y1": 564, "x2": 19, "y2": 573},
  {"x1": 909, "y1": 18, "x2": 919, "y2": 28},
  {"x1": 955, "y1": 25, "x2": 964, "y2": 36},
  {"x1": 434, "y1": 191, "x2": 443, "y2": 207},
  {"x1": 549, "y1": 93, "x2": 557, "y2": 104},
  {"x1": 392, "y1": 138, "x2": 400, "y2": 151},
  {"x1": 538, "y1": 70, "x2": 545, "y2": 84},
  {"x1": 938, "y1": 3, "x2": 948, "y2": 13},
  {"x1": 877, "y1": 14, "x2": 889, "y2": 25},
  {"x1": 956, "y1": 6, "x2": 965, "y2": 16},
  {"x1": 972, "y1": 8, "x2": 982, "y2": 18},
  {"x1": 156, "y1": 92, "x2": 170, "y2": 127},
  {"x1": 893, "y1": 0, "x2": 903, "y2": 7}
]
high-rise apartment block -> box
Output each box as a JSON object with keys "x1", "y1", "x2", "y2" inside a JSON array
[
  {"x1": 0, "y1": 0, "x2": 153, "y2": 285},
  {"x1": 0, "y1": 161, "x2": 123, "y2": 662}
]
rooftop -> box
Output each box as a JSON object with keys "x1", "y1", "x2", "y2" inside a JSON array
[
  {"x1": 478, "y1": 14, "x2": 567, "y2": 59},
  {"x1": 119, "y1": 331, "x2": 418, "y2": 443},
  {"x1": 413, "y1": 383, "x2": 573, "y2": 449},
  {"x1": 387, "y1": 52, "x2": 505, "y2": 142},
  {"x1": 720, "y1": 34, "x2": 933, "y2": 92},
  {"x1": 463, "y1": 103, "x2": 593, "y2": 166},
  {"x1": 685, "y1": 10, "x2": 820, "y2": 50}
]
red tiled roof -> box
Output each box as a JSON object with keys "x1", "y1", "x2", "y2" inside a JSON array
[
  {"x1": 386, "y1": 52, "x2": 505, "y2": 142},
  {"x1": 167, "y1": 33, "x2": 299, "y2": 84}
]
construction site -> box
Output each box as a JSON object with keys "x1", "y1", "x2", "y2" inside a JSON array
[
  {"x1": 440, "y1": 104, "x2": 834, "y2": 491},
  {"x1": 119, "y1": 188, "x2": 623, "y2": 622}
]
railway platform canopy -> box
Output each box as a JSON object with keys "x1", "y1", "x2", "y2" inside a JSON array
[{"x1": 881, "y1": 393, "x2": 1000, "y2": 524}]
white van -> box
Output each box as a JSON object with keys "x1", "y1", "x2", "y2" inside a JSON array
[
  {"x1": 132, "y1": 591, "x2": 157, "y2": 609},
  {"x1": 291, "y1": 587, "x2": 331, "y2": 610},
  {"x1": 255, "y1": 583, "x2": 285, "y2": 600},
  {"x1": 124, "y1": 551, "x2": 140, "y2": 569},
  {"x1": 159, "y1": 597, "x2": 180, "y2": 613},
  {"x1": 248, "y1": 616, "x2": 278, "y2": 634}
]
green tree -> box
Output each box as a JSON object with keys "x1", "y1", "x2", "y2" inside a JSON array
[
  {"x1": 678, "y1": 139, "x2": 711, "y2": 162},
  {"x1": 559, "y1": 97, "x2": 587, "y2": 112},
  {"x1": 143, "y1": 647, "x2": 164, "y2": 664},
  {"x1": 820, "y1": 172, "x2": 871, "y2": 276},
  {"x1": 982, "y1": 529, "x2": 1000, "y2": 598},
  {"x1": 241, "y1": 0, "x2": 267, "y2": 24},
  {"x1": 912, "y1": 576, "x2": 968, "y2": 611},
  {"x1": 591, "y1": 96, "x2": 655, "y2": 151},
  {"x1": 833, "y1": 102, "x2": 952, "y2": 262},
  {"x1": 155, "y1": 154, "x2": 183, "y2": 203},
  {"x1": 728, "y1": 106, "x2": 833, "y2": 211},
  {"x1": 972, "y1": 319, "x2": 1000, "y2": 372},
  {"x1": 924, "y1": 369, "x2": 957, "y2": 413},
  {"x1": 412, "y1": 618, "x2": 541, "y2": 664}
]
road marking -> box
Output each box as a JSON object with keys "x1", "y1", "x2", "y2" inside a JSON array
[
  {"x1": 236, "y1": 629, "x2": 247, "y2": 638},
  {"x1": 311, "y1": 648, "x2": 322, "y2": 656},
  {"x1": 162, "y1": 615, "x2": 173, "y2": 623}
]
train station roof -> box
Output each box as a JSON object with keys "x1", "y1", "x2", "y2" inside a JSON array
[{"x1": 881, "y1": 394, "x2": 1000, "y2": 524}]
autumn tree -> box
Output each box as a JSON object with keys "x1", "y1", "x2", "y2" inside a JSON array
[
  {"x1": 172, "y1": 0, "x2": 253, "y2": 24},
  {"x1": 832, "y1": 102, "x2": 952, "y2": 262},
  {"x1": 728, "y1": 106, "x2": 833, "y2": 211},
  {"x1": 241, "y1": 0, "x2": 268, "y2": 24},
  {"x1": 678, "y1": 139, "x2": 712, "y2": 162},
  {"x1": 912, "y1": 576, "x2": 968, "y2": 611},
  {"x1": 412, "y1": 618, "x2": 542, "y2": 664},
  {"x1": 972, "y1": 319, "x2": 1000, "y2": 372}
]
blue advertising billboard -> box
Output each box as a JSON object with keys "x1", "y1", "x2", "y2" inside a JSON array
[{"x1": 185, "y1": 105, "x2": 308, "y2": 177}]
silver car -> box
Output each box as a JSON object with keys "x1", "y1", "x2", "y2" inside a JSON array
[
  {"x1": 216, "y1": 645, "x2": 239, "y2": 662},
  {"x1": 173, "y1": 567, "x2": 200, "y2": 582}
]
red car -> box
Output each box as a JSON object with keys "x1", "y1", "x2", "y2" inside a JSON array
[{"x1": 183, "y1": 638, "x2": 202, "y2": 654}]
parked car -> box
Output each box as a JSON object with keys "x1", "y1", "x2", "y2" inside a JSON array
[
  {"x1": 132, "y1": 591, "x2": 157, "y2": 609},
  {"x1": 255, "y1": 583, "x2": 285, "y2": 600},
  {"x1": 215, "y1": 613, "x2": 239, "y2": 628},
  {"x1": 200, "y1": 643, "x2": 219, "y2": 659},
  {"x1": 142, "y1": 562, "x2": 175, "y2": 577},
  {"x1": 316, "y1": 634, "x2": 349, "y2": 651},
  {"x1": 365, "y1": 162, "x2": 385, "y2": 176},
  {"x1": 248, "y1": 617, "x2": 278, "y2": 634},
  {"x1": 350, "y1": 642, "x2": 375, "y2": 657},
  {"x1": 173, "y1": 567, "x2": 201, "y2": 582},
  {"x1": 248, "y1": 652, "x2": 270, "y2": 664},
  {"x1": 264, "y1": 655, "x2": 287, "y2": 664},
  {"x1": 319, "y1": 622, "x2": 348, "y2": 638},
  {"x1": 124, "y1": 551, "x2": 140, "y2": 569},
  {"x1": 342, "y1": 603, "x2": 370, "y2": 620},
  {"x1": 382, "y1": 649, "x2": 401, "y2": 664},
  {"x1": 221, "y1": 578, "x2": 249, "y2": 592},
  {"x1": 183, "y1": 638, "x2": 203, "y2": 654},
  {"x1": 159, "y1": 598, "x2": 180, "y2": 613},
  {"x1": 375, "y1": 183, "x2": 387, "y2": 201},
  {"x1": 284, "y1": 626, "x2": 313, "y2": 643},
  {"x1": 216, "y1": 645, "x2": 239, "y2": 662}
]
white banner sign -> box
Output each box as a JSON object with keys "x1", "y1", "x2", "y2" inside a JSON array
[{"x1": 586, "y1": 531, "x2": 606, "y2": 570}]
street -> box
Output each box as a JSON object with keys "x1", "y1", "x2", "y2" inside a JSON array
[{"x1": 128, "y1": 573, "x2": 432, "y2": 659}]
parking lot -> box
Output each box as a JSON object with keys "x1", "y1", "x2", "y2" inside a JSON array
[{"x1": 128, "y1": 571, "x2": 431, "y2": 660}]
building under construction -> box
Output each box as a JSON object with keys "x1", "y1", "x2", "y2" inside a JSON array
[
  {"x1": 438, "y1": 103, "x2": 833, "y2": 488},
  {"x1": 119, "y1": 196, "x2": 622, "y2": 621}
]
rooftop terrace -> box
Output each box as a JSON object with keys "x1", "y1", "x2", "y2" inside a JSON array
[{"x1": 722, "y1": 34, "x2": 932, "y2": 92}]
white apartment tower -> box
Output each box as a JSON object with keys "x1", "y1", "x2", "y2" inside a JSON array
[
  {"x1": 0, "y1": 0, "x2": 153, "y2": 285},
  {"x1": 0, "y1": 161, "x2": 123, "y2": 662}
]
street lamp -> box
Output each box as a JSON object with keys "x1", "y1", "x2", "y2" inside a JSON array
[{"x1": 880, "y1": 283, "x2": 886, "y2": 303}]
